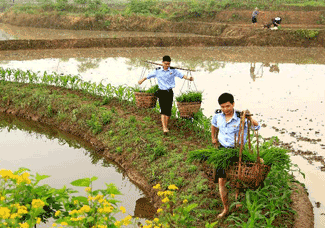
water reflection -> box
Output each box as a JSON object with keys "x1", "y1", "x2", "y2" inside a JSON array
[
  {"x1": 76, "y1": 57, "x2": 102, "y2": 73},
  {"x1": 249, "y1": 62, "x2": 280, "y2": 81}
]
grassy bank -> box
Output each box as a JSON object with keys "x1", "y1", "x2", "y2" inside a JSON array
[{"x1": 0, "y1": 68, "x2": 306, "y2": 227}]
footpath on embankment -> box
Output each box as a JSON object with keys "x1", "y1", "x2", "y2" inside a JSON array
[
  {"x1": 0, "y1": 76, "x2": 314, "y2": 227},
  {"x1": 0, "y1": 11, "x2": 324, "y2": 50}
]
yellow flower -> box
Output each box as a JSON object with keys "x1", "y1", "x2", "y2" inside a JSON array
[
  {"x1": 168, "y1": 184, "x2": 178, "y2": 190},
  {"x1": 85, "y1": 187, "x2": 91, "y2": 192},
  {"x1": 145, "y1": 220, "x2": 152, "y2": 224},
  {"x1": 36, "y1": 217, "x2": 41, "y2": 224},
  {"x1": 153, "y1": 184, "x2": 161, "y2": 190},
  {"x1": 19, "y1": 222, "x2": 29, "y2": 228},
  {"x1": 157, "y1": 208, "x2": 163, "y2": 213},
  {"x1": 163, "y1": 190, "x2": 174, "y2": 196},
  {"x1": 73, "y1": 200, "x2": 78, "y2": 205},
  {"x1": 31, "y1": 199, "x2": 45, "y2": 208},
  {"x1": 0, "y1": 169, "x2": 14, "y2": 180},
  {"x1": 157, "y1": 191, "x2": 164, "y2": 197},
  {"x1": 55, "y1": 210, "x2": 61, "y2": 217},
  {"x1": 153, "y1": 218, "x2": 159, "y2": 223},
  {"x1": 69, "y1": 209, "x2": 79, "y2": 215},
  {"x1": 52, "y1": 223, "x2": 57, "y2": 227},
  {"x1": 79, "y1": 205, "x2": 91, "y2": 213},
  {"x1": 0, "y1": 196, "x2": 5, "y2": 201},
  {"x1": 0, "y1": 207, "x2": 11, "y2": 219},
  {"x1": 122, "y1": 215, "x2": 132, "y2": 225},
  {"x1": 114, "y1": 221, "x2": 121, "y2": 227},
  {"x1": 161, "y1": 197, "x2": 169, "y2": 203},
  {"x1": 60, "y1": 222, "x2": 68, "y2": 226},
  {"x1": 10, "y1": 213, "x2": 18, "y2": 219},
  {"x1": 183, "y1": 199, "x2": 188, "y2": 204},
  {"x1": 95, "y1": 194, "x2": 104, "y2": 201},
  {"x1": 120, "y1": 206, "x2": 126, "y2": 214},
  {"x1": 111, "y1": 194, "x2": 115, "y2": 198}
]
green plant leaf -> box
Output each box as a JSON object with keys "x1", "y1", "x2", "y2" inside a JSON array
[
  {"x1": 36, "y1": 173, "x2": 51, "y2": 182},
  {"x1": 72, "y1": 196, "x2": 88, "y2": 204},
  {"x1": 90, "y1": 176, "x2": 98, "y2": 182},
  {"x1": 70, "y1": 178, "x2": 91, "y2": 187}
]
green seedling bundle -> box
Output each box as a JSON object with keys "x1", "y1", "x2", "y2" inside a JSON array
[
  {"x1": 134, "y1": 84, "x2": 159, "y2": 93},
  {"x1": 176, "y1": 91, "x2": 203, "y2": 103},
  {"x1": 187, "y1": 136, "x2": 291, "y2": 170}
]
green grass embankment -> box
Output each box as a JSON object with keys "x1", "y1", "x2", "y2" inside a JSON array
[{"x1": 0, "y1": 68, "x2": 306, "y2": 227}]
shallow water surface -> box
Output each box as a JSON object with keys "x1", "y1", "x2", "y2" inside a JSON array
[
  {"x1": 0, "y1": 113, "x2": 153, "y2": 226},
  {"x1": 0, "y1": 46, "x2": 324, "y2": 226}
]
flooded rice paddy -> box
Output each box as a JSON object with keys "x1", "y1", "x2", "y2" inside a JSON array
[
  {"x1": 0, "y1": 113, "x2": 153, "y2": 227},
  {"x1": 0, "y1": 45, "x2": 324, "y2": 226}
]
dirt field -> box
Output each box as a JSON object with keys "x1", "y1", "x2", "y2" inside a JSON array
[{"x1": 0, "y1": 10, "x2": 324, "y2": 50}]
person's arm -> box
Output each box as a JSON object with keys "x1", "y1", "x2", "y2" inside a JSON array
[
  {"x1": 211, "y1": 125, "x2": 218, "y2": 145},
  {"x1": 183, "y1": 75, "x2": 194, "y2": 81},
  {"x1": 138, "y1": 78, "x2": 147, "y2": 85}
]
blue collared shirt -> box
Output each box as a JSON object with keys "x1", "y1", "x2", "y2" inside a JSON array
[
  {"x1": 147, "y1": 67, "x2": 183, "y2": 90},
  {"x1": 211, "y1": 110, "x2": 260, "y2": 148}
]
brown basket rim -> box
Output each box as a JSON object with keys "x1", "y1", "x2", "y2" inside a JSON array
[
  {"x1": 134, "y1": 92, "x2": 156, "y2": 96},
  {"x1": 176, "y1": 101, "x2": 202, "y2": 105}
]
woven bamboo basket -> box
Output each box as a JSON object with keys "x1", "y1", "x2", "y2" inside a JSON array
[
  {"x1": 176, "y1": 101, "x2": 201, "y2": 118},
  {"x1": 226, "y1": 110, "x2": 271, "y2": 190},
  {"x1": 134, "y1": 92, "x2": 157, "y2": 108},
  {"x1": 226, "y1": 162, "x2": 271, "y2": 189}
]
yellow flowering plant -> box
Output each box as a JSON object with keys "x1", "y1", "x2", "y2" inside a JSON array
[
  {"x1": 0, "y1": 166, "x2": 135, "y2": 227},
  {"x1": 148, "y1": 184, "x2": 218, "y2": 228}
]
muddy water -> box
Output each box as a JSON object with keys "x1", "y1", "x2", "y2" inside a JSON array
[
  {"x1": 0, "y1": 113, "x2": 154, "y2": 227},
  {"x1": 0, "y1": 46, "x2": 325, "y2": 226}
]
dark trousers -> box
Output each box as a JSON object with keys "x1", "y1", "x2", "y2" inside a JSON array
[{"x1": 155, "y1": 89, "x2": 173, "y2": 117}]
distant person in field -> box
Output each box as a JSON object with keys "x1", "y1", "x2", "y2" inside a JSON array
[
  {"x1": 264, "y1": 17, "x2": 282, "y2": 29},
  {"x1": 252, "y1": 7, "x2": 262, "y2": 26}
]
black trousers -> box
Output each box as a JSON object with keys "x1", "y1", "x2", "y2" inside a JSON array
[{"x1": 155, "y1": 89, "x2": 173, "y2": 117}]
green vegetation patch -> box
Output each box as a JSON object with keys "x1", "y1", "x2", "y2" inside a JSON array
[
  {"x1": 0, "y1": 67, "x2": 304, "y2": 227},
  {"x1": 294, "y1": 29, "x2": 320, "y2": 39},
  {"x1": 176, "y1": 91, "x2": 203, "y2": 102}
]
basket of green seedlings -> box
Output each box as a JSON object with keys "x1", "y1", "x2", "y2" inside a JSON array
[
  {"x1": 176, "y1": 91, "x2": 203, "y2": 118},
  {"x1": 134, "y1": 85, "x2": 159, "y2": 108},
  {"x1": 188, "y1": 137, "x2": 290, "y2": 189}
]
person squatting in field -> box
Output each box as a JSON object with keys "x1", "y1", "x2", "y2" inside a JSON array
[
  {"x1": 264, "y1": 17, "x2": 282, "y2": 29},
  {"x1": 211, "y1": 92, "x2": 260, "y2": 218},
  {"x1": 138, "y1": 55, "x2": 193, "y2": 134}
]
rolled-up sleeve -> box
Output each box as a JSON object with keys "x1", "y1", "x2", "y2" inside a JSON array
[
  {"x1": 147, "y1": 70, "x2": 156, "y2": 79},
  {"x1": 211, "y1": 114, "x2": 218, "y2": 128},
  {"x1": 173, "y1": 69, "x2": 184, "y2": 79}
]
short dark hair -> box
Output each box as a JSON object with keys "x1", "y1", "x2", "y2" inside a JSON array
[
  {"x1": 162, "y1": 55, "x2": 171, "y2": 62},
  {"x1": 218, "y1": 93, "x2": 234, "y2": 105}
]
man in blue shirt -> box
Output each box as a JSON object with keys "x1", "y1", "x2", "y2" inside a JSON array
[
  {"x1": 138, "y1": 56, "x2": 193, "y2": 133},
  {"x1": 211, "y1": 92, "x2": 260, "y2": 218}
]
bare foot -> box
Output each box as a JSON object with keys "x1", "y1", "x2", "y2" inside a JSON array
[
  {"x1": 163, "y1": 128, "x2": 169, "y2": 133},
  {"x1": 217, "y1": 209, "x2": 229, "y2": 218}
]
